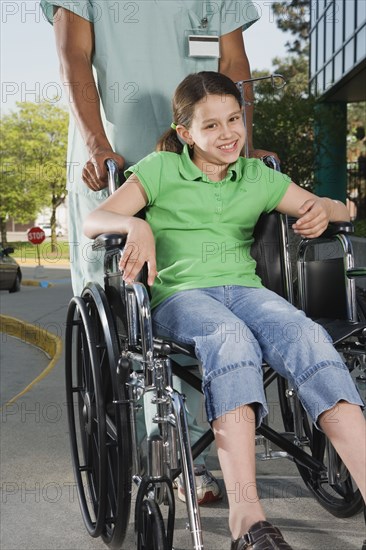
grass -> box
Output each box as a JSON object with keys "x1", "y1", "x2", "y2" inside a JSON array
[{"x1": 9, "y1": 240, "x2": 70, "y2": 263}]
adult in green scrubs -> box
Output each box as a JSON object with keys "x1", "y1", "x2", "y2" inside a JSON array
[{"x1": 41, "y1": 0, "x2": 276, "y2": 503}]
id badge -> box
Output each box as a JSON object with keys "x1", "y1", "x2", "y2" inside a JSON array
[{"x1": 188, "y1": 34, "x2": 220, "y2": 58}]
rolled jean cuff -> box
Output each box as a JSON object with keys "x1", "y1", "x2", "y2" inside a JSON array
[
  {"x1": 296, "y1": 361, "x2": 365, "y2": 428},
  {"x1": 203, "y1": 363, "x2": 268, "y2": 426}
]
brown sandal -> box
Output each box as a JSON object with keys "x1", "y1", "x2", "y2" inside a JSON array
[{"x1": 231, "y1": 520, "x2": 293, "y2": 550}]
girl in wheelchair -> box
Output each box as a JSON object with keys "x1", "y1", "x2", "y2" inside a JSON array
[{"x1": 84, "y1": 71, "x2": 365, "y2": 550}]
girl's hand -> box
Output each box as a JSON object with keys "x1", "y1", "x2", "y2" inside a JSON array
[
  {"x1": 118, "y1": 218, "x2": 158, "y2": 286},
  {"x1": 292, "y1": 198, "x2": 332, "y2": 238}
]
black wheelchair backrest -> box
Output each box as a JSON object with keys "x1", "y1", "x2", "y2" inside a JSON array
[{"x1": 251, "y1": 211, "x2": 293, "y2": 301}]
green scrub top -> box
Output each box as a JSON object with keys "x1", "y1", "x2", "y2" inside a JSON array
[{"x1": 40, "y1": 0, "x2": 259, "y2": 195}]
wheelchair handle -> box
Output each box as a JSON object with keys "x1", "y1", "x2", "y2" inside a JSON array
[
  {"x1": 105, "y1": 158, "x2": 119, "y2": 195},
  {"x1": 261, "y1": 154, "x2": 281, "y2": 172},
  {"x1": 236, "y1": 73, "x2": 286, "y2": 90}
]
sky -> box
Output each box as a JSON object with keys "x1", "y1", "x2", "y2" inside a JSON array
[{"x1": 1, "y1": 0, "x2": 289, "y2": 114}]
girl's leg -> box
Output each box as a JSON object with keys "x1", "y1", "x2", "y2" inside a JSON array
[
  {"x1": 230, "y1": 287, "x2": 365, "y2": 495},
  {"x1": 319, "y1": 401, "x2": 366, "y2": 502},
  {"x1": 153, "y1": 288, "x2": 293, "y2": 547},
  {"x1": 153, "y1": 288, "x2": 270, "y2": 537},
  {"x1": 212, "y1": 404, "x2": 266, "y2": 538}
]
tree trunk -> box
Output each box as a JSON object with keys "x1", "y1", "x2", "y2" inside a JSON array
[
  {"x1": 0, "y1": 217, "x2": 8, "y2": 246},
  {"x1": 50, "y1": 205, "x2": 57, "y2": 254}
]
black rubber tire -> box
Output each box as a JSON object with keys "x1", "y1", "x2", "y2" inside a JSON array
[
  {"x1": 277, "y1": 370, "x2": 363, "y2": 517},
  {"x1": 277, "y1": 373, "x2": 363, "y2": 517},
  {"x1": 9, "y1": 270, "x2": 21, "y2": 293},
  {"x1": 356, "y1": 286, "x2": 366, "y2": 322},
  {"x1": 277, "y1": 294, "x2": 365, "y2": 518},
  {"x1": 295, "y1": 418, "x2": 363, "y2": 518},
  {"x1": 65, "y1": 296, "x2": 108, "y2": 537},
  {"x1": 136, "y1": 500, "x2": 168, "y2": 550},
  {"x1": 81, "y1": 284, "x2": 132, "y2": 549}
]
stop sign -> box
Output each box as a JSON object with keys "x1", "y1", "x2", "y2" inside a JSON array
[{"x1": 28, "y1": 226, "x2": 46, "y2": 245}]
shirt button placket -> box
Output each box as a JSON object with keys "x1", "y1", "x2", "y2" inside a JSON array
[{"x1": 215, "y1": 182, "x2": 223, "y2": 216}]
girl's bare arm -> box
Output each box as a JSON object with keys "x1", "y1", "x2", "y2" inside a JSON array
[
  {"x1": 276, "y1": 182, "x2": 350, "y2": 238},
  {"x1": 83, "y1": 175, "x2": 157, "y2": 285}
]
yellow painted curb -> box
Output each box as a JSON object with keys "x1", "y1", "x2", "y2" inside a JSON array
[{"x1": 0, "y1": 314, "x2": 63, "y2": 407}]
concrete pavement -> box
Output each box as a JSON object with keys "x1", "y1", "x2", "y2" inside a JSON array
[{"x1": 0, "y1": 266, "x2": 365, "y2": 549}]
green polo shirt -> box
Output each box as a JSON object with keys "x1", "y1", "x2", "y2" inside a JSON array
[
  {"x1": 126, "y1": 146, "x2": 292, "y2": 309},
  {"x1": 40, "y1": 0, "x2": 260, "y2": 196}
]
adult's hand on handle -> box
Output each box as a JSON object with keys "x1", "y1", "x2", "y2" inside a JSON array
[{"x1": 82, "y1": 149, "x2": 125, "y2": 191}]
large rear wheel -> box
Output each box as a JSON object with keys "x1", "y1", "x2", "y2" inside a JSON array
[
  {"x1": 296, "y1": 416, "x2": 363, "y2": 518},
  {"x1": 65, "y1": 296, "x2": 108, "y2": 537},
  {"x1": 65, "y1": 283, "x2": 133, "y2": 547},
  {"x1": 82, "y1": 284, "x2": 133, "y2": 549},
  {"x1": 277, "y1": 374, "x2": 363, "y2": 517}
]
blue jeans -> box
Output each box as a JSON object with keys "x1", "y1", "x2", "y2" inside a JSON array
[{"x1": 152, "y1": 286, "x2": 363, "y2": 426}]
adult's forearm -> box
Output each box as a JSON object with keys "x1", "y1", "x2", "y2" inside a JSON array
[{"x1": 59, "y1": 55, "x2": 112, "y2": 155}]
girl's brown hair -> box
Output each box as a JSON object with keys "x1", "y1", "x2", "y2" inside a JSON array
[{"x1": 156, "y1": 71, "x2": 242, "y2": 153}]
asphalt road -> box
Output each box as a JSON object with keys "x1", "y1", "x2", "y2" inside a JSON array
[{"x1": 0, "y1": 265, "x2": 365, "y2": 550}]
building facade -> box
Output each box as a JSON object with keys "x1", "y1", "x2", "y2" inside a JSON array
[{"x1": 309, "y1": 0, "x2": 366, "y2": 200}]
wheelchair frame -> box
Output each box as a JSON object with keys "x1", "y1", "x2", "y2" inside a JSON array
[
  {"x1": 66, "y1": 161, "x2": 366, "y2": 550},
  {"x1": 65, "y1": 158, "x2": 366, "y2": 549}
]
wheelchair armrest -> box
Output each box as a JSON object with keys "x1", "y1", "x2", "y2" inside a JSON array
[
  {"x1": 92, "y1": 232, "x2": 127, "y2": 251},
  {"x1": 347, "y1": 267, "x2": 366, "y2": 279},
  {"x1": 321, "y1": 221, "x2": 354, "y2": 238}
]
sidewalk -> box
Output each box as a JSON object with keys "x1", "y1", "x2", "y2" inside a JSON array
[
  {"x1": 19, "y1": 263, "x2": 71, "y2": 288},
  {"x1": 0, "y1": 270, "x2": 365, "y2": 550}
]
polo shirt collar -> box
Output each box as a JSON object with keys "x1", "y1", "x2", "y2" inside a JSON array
[{"x1": 178, "y1": 144, "x2": 242, "y2": 183}]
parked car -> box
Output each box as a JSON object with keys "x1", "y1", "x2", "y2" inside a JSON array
[
  {"x1": 27, "y1": 224, "x2": 65, "y2": 238},
  {"x1": 0, "y1": 246, "x2": 22, "y2": 292},
  {"x1": 41, "y1": 223, "x2": 65, "y2": 238}
]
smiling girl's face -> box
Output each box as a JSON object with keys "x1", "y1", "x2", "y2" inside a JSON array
[{"x1": 178, "y1": 93, "x2": 245, "y2": 181}]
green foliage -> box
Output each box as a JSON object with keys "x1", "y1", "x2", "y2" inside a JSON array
[
  {"x1": 252, "y1": 51, "x2": 318, "y2": 189},
  {"x1": 347, "y1": 102, "x2": 366, "y2": 160},
  {"x1": 354, "y1": 218, "x2": 366, "y2": 238},
  {"x1": 253, "y1": 1, "x2": 347, "y2": 193},
  {"x1": 253, "y1": 90, "x2": 316, "y2": 188},
  {"x1": 0, "y1": 101, "x2": 69, "y2": 245},
  {"x1": 9, "y1": 240, "x2": 70, "y2": 261},
  {"x1": 272, "y1": 0, "x2": 310, "y2": 56}
]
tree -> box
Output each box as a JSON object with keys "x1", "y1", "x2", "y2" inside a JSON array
[
  {"x1": 250, "y1": 1, "x2": 342, "y2": 191},
  {"x1": 252, "y1": 56, "x2": 316, "y2": 189},
  {"x1": 272, "y1": 0, "x2": 310, "y2": 56},
  {"x1": 0, "y1": 102, "x2": 68, "y2": 247},
  {"x1": 347, "y1": 102, "x2": 366, "y2": 161}
]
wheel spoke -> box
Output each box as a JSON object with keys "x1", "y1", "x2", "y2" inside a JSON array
[
  {"x1": 65, "y1": 296, "x2": 108, "y2": 537},
  {"x1": 137, "y1": 500, "x2": 168, "y2": 550},
  {"x1": 65, "y1": 285, "x2": 132, "y2": 548},
  {"x1": 276, "y1": 372, "x2": 362, "y2": 517}
]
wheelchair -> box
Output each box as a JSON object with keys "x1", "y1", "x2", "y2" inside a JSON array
[{"x1": 65, "y1": 157, "x2": 366, "y2": 550}]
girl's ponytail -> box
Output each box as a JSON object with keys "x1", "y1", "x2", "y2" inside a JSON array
[{"x1": 156, "y1": 128, "x2": 184, "y2": 153}]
